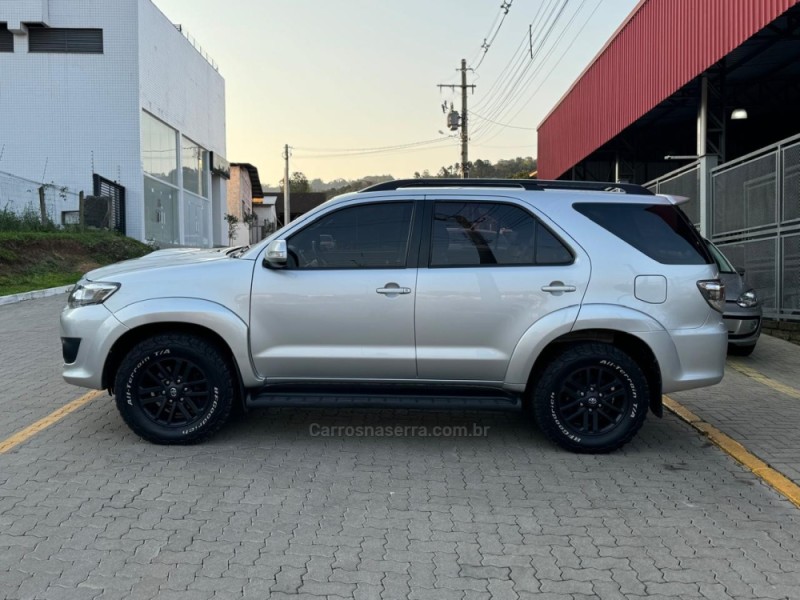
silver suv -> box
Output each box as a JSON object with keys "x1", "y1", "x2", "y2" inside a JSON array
[{"x1": 61, "y1": 179, "x2": 727, "y2": 452}]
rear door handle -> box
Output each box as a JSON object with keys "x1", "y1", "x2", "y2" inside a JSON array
[{"x1": 541, "y1": 281, "x2": 577, "y2": 294}]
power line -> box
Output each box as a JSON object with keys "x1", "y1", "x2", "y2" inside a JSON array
[
  {"x1": 468, "y1": 110, "x2": 537, "y2": 130},
  {"x1": 476, "y1": 0, "x2": 603, "y2": 143},
  {"x1": 293, "y1": 137, "x2": 449, "y2": 154},
  {"x1": 471, "y1": 0, "x2": 566, "y2": 127},
  {"x1": 472, "y1": 0, "x2": 514, "y2": 71}
]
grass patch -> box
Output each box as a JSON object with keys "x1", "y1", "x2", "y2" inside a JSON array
[{"x1": 0, "y1": 230, "x2": 152, "y2": 296}]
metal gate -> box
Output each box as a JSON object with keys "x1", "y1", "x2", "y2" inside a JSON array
[
  {"x1": 710, "y1": 132, "x2": 800, "y2": 320},
  {"x1": 93, "y1": 174, "x2": 126, "y2": 234}
]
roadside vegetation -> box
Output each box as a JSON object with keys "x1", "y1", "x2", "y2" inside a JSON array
[{"x1": 0, "y1": 208, "x2": 152, "y2": 296}]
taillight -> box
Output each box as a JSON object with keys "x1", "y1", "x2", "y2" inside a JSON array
[{"x1": 697, "y1": 280, "x2": 725, "y2": 313}]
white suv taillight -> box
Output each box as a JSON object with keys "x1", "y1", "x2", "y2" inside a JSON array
[{"x1": 697, "y1": 280, "x2": 725, "y2": 313}]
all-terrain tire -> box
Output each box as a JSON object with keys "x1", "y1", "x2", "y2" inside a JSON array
[
  {"x1": 114, "y1": 334, "x2": 235, "y2": 444},
  {"x1": 532, "y1": 342, "x2": 649, "y2": 453}
]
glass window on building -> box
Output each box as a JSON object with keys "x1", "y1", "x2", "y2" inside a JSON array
[
  {"x1": 144, "y1": 178, "x2": 179, "y2": 245},
  {"x1": 182, "y1": 136, "x2": 209, "y2": 198},
  {"x1": 142, "y1": 111, "x2": 178, "y2": 186}
]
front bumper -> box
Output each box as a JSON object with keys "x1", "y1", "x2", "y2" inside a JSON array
[
  {"x1": 60, "y1": 303, "x2": 128, "y2": 389},
  {"x1": 723, "y1": 301, "x2": 762, "y2": 347}
]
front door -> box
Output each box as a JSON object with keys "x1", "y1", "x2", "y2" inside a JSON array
[{"x1": 250, "y1": 200, "x2": 419, "y2": 380}]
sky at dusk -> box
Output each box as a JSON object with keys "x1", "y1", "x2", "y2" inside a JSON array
[{"x1": 153, "y1": 0, "x2": 639, "y2": 185}]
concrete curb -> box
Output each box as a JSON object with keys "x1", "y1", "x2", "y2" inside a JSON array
[{"x1": 0, "y1": 285, "x2": 73, "y2": 307}]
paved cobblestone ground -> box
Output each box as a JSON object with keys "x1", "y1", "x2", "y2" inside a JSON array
[
  {"x1": 672, "y1": 334, "x2": 800, "y2": 484},
  {"x1": 2, "y1": 297, "x2": 800, "y2": 600}
]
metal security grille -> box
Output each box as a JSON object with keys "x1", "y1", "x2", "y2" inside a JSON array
[
  {"x1": 710, "y1": 132, "x2": 800, "y2": 320},
  {"x1": 93, "y1": 175, "x2": 125, "y2": 234},
  {"x1": 28, "y1": 28, "x2": 103, "y2": 54},
  {"x1": 713, "y1": 153, "x2": 777, "y2": 236},
  {"x1": 643, "y1": 163, "x2": 701, "y2": 225},
  {"x1": 782, "y1": 141, "x2": 800, "y2": 223},
  {"x1": 0, "y1": 25, "x2": 12, "y2": 52}
]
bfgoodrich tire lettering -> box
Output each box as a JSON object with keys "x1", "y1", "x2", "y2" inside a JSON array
[
  {"x1": 532, "y1": 342, "x2": 649, "y2": 453},
  {"x1": 114, "y1": 334, "x2": 234, "y2": 444}
]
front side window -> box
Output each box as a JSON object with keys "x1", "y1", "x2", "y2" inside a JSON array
[
  {"x1": 288, "y1": 202, "x2": 413, "y2": 269},
  {"x1": 430, "y1": 201, "x2": 572, "y2": 267}
]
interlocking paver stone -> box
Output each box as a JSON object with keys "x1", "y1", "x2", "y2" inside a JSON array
[{"x1": 4, "y1": 297, "x2": 800, "y2": 600}]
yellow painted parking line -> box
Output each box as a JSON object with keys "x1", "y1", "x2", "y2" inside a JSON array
[
  {"x1": 663, "y1": 395, "x2": 800, "y2": 509},
  {"x1": 0, "y1": 390, "x2": 103, "y2": 454},
  {"x1": 727, "y1": 360, "x2": 800, "y2": 400}
]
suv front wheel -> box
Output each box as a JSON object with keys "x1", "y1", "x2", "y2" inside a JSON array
[
  {"x1": 114, "y1": 333, "x2": 235, "y2": 444},
  {"x1": 532, "y1": 342, "x2": 649, "y2": 453}
]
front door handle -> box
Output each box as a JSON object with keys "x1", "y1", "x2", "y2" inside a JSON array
[
  {"x1": 541, "y1": 281, "x2": 577, "y2": 295},
  {"x1": 377, "y1": 283, "x2": 411, "y2": 295}
]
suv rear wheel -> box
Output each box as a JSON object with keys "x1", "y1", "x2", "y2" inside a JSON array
[
  {"x1": 532, "y1": 342, "x2": 649, "y2": 453},
  {"x1": 114, "y1": 333, "x2": 234, "y2": 444}
]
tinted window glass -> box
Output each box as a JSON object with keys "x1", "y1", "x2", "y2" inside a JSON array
[
  {"x1": 574, "y1": 203, "x2": 713, "y2": 265},
  {"x1": 536, "y1": 222, "x2": 573, "y2": 264},
  {"x1": 430, "y1": 202, "x2": 572, "y2": 267},
  {"x1": 289, "y1": 202, "x2": 413, "y2": 269}
]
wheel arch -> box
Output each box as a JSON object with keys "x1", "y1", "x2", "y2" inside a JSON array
[{"x1": 102, "y1": 298, "x2": 259, "y2": 404}]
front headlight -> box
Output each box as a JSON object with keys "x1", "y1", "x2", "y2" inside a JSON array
[
  {"x1": 737, "y1": 289, "x2": 759, "y2": 308},
  {"x1": 68, "y1": 281, "x2": 120, "y2": 308}
]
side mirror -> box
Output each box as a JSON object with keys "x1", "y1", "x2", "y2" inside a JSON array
[
  {"x1": 735, "y1": 266, "x2": 746, "y2": 277},
  {"x1": 263, "y1": 239, "x2": 288, "y2": 268}
]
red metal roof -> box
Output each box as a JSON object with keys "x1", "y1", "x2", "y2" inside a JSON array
[{"x1": 536, "y1": 0, "x2": 800, "y2": 180}]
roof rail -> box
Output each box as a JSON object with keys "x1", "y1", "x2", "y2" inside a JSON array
[{"x1": 359, "y1": 178, "x2": 653, "y2": 195}]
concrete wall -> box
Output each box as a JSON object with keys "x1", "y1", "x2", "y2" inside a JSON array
[
  {"x1": 0, "y1": 0, "x2": 226, "y2": 245},
  {"x1": 226, "y1": 165, "x2": 252, "y2": 219},
  {"x1": 0, "y1": 0, "x2": 140, "y2": 229}
]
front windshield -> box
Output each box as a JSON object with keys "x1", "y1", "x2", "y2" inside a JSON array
[{"x1": 705, "y1": 240, "x2": 736, "y2": 274}]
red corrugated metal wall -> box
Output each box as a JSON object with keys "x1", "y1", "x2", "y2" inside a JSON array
[{"x1": 537, "y1": 0, "x2": 799, "y2": 180}]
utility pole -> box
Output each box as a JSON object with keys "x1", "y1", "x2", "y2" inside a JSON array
[
  {"x1": 283, "y1": 144, "x2": 291, "y2": 226},
  {"x1": 437, "y1": 59, "x2": 475, "y2": 178}
]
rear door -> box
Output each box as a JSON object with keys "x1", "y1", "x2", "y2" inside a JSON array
[{"x1": 414, "y1": 196, "x2": 590, "y2": 382}]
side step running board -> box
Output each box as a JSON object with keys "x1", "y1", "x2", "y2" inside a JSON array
[{"x1": 246, "y1": 384, "x2": 522, "y2": 411}]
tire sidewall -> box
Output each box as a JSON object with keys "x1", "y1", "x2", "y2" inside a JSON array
[
  {"x1": 115, "y1": 338, "x2": 230, "y2": 443},
  {"x1": 537, "y1": 348, "x2": 648, "y2": 452}
]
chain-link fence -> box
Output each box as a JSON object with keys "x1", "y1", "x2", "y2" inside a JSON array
[
  {"x1": 0, "y1": 170, "x2": 81, "y2": 226},
  {"x1": 711, "y1": 133, "x2": 800, "y2": 320}
]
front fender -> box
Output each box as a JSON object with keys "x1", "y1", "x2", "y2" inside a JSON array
[{"x1": 112, "y1": 297, "x2": 262, "y2": 387}]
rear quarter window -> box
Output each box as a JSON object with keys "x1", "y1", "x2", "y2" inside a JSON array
[{"x1": 574, "y1": 203, "x2": 713, "y2": 265}]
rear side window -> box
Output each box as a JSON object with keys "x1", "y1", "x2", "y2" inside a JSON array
[
  {"x1": 430, "y1": 201, "x2": 573, "y2": 267},
  {"x1": 574, "y1": 203, "x2": 712, "y2": 265}
]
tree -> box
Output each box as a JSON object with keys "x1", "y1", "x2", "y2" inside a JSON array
[{"x1": 279, "y1": 171, "x2": 311, "y2": 193}]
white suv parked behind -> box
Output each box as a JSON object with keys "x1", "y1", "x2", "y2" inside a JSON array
[{"x1": 61, "y1": 179, "x2": 727, "y2": 452}]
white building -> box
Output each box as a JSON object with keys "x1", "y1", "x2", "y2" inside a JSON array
[{"x1": 0, "y1": 0, "x2": 228, "y2": 247}]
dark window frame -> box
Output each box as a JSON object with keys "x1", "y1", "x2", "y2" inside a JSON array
[
  {"x1": 285, "y1": 200, "x2": 419, "y2": 271},
  {"x1": 28, "y1": 27, "x2": 103, "y2": 54},
  {"x1": 426, "y1": 200, "x2": 574, "y2": 269}
]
